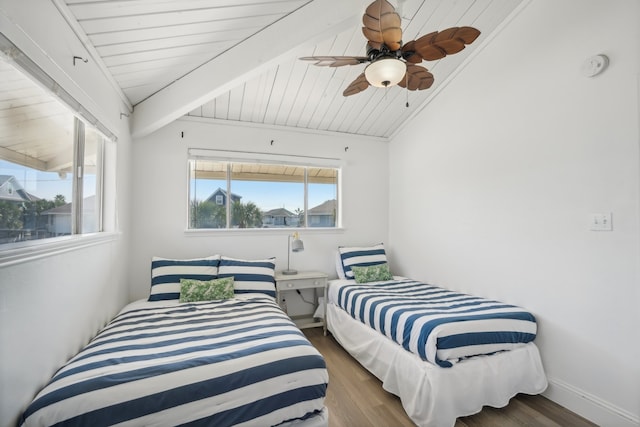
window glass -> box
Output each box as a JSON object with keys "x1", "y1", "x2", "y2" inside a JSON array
[
  {"x1": 189, "y1": 160, "x2": 227, "y2": 228},
  {"x1": 0, "y1": 57, "x2": 104, "y2": 246},
  {"x1": 230, "y1": 162, "x2": 304, "y2": 229},
  {"x1": 188, "y1": 159, "x2": 339, "y2": 229},
  {"x1": 308, "y1": 167, "x2": 338, "y2": 228}
]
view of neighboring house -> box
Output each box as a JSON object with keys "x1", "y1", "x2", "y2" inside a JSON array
[
  {"x1": 1, "y1": 176, "x2": 95, "y2": 239},
  {"x1": 205, "y1": 188, "x2": 241, "y2": 206},
  {"x1": 307, "y1": 199, "x2": 336, "y2": 227},
  {"x1": 262, "y1": 207, "x2": 299, "y2": 228},
  {"x1": 0, "y1": 175, "x2": 40, "y2": 242},
  {"x1": 41, "y1": 195, "x2": 97, "y2": 236},
  {"x1": 0, "y1": 175, "x2": 34, "y2": 204},
  {"x1": 40, "y1": 202, "x2": 72, "y2": 236},
  {"x1": 200, "y1": 187, "x2": 332, "y2": 228}
]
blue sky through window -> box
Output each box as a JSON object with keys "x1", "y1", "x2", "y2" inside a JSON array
[{"x1": 0, "y1": 160, "x2": 75, "y2": 201}]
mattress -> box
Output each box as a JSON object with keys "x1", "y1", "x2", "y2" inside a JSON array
[
  {"x1": 329, "y1": 277, "x2": 537, "y2": 367},
  {"x1": 20, "y1": 296, "x2": 328, "y2": 427}
]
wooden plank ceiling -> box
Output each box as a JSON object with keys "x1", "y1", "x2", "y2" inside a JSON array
[{"x1": 61, "y1": 0, "x2": 524, "y2": 139}]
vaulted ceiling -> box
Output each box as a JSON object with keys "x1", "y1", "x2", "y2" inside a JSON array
[{"x1": 58, "y1": 0, "x2": 525, "y2": 139}]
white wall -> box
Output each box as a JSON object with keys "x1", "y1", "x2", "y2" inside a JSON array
[
  {"x1": 0, "y1": 1, "x2": 132, "y2": 425},
  {"x1": 388, "y1": 1, "x2": 639, "y2": 426},
  {"x1": 130, "y1": 118, "x2": 389, "y2": 301}
]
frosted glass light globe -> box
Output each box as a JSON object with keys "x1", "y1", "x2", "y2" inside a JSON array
[{"x1": 365, "y1": 58, "x2": 406, "y2": 88}]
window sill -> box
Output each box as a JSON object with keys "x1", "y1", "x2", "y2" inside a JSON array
[
  {"x1": 0, "y1": 232, "x2": 121, "y2": 268},
  {"x1": 184, "y1": 227, "x2": 345, "y2": 237}
]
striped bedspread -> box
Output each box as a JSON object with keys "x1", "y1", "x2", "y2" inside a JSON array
[
  {"x1": 20, "y1": 297, "x2": 328, "y2": 426},
  {"x1": 334, "y1": 278, "x2": 537, "y2": 367}
]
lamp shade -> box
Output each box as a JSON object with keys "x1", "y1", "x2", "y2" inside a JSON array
[
  {"x1": 291, "y1": 238, "x2": 304, "y2": 252},
  {"x1": 364, "y1": 58, "x2": 406, "y2": 88},
  {"x1": 283, "y1": 232, "x2": 304, "y2": 275}
]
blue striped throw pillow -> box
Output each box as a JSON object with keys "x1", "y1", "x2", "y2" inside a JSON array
[
  {"x1": 218, "y1": 256, "x2": 276, "y2": 298},
  {"x1": 339, "y1": 243, "x2": 388, "y2": 279},
  {"x1": 149, "y1": 255, "x2": 220, "y2": 301}
]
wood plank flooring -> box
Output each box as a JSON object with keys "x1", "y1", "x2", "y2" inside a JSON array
[{"x1": 303, "y1": 328, "x2": 597, "y2": 427}]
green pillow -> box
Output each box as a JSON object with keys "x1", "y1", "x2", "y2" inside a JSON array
[
  {"x1": 179, "y1": 277, "x2": 235, "y2": 302},
  {"x1": 351, "y1": 263, "x2": 393, "y2": 283}
]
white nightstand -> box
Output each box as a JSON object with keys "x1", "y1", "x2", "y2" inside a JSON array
[{"x1": 275, "y1": 271, "x2": 328, "y2": 333}]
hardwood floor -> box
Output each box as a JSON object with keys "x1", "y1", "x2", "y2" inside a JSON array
[{"x1": 303, "y1": 328, "x2": 597, "y2": 427}]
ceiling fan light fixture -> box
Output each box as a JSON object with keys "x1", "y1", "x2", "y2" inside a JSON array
[
  {"x1": 364, "y1": 58, "x2": 406, "y2": 88},
  {"x1": 300, "y1": 0, "x2": 481, "y2": 97}
]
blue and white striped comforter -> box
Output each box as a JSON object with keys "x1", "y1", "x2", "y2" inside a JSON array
[
  {"x1": 20, "y1": 297, "x2": 328, "y2": 426},
  {"x1": 335, "y1": 279, "x2": 537, "y2": 367}
]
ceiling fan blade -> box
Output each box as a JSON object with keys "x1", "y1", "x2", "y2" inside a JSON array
[
  {"x1": 300, "y1": 56, "x2": 369, "y2": 67},
  {"x1": 401, "y1": 40, "x2": 422, "y2": 63},
  {"x1": 397, "y1": 65, "x2": 434, "y2": 91},
  {"x1": 412, "y1": 26, "x2": 481, "y2": 61},
  {"x1": 362, "y1": 0, "x2": 403, "y2": 51},
  {"x1": 343, "y1": 73, "x2": 370, "y2": 97},
  {"x1": 379, "y1": 8, "x2": 402, "y2": 51},
  {"x1": 362, "y1": 26, "x2": 384, "y2": 45},
  {"x1": 456, "y1": 26, "x2": 482, "y2": 44}
]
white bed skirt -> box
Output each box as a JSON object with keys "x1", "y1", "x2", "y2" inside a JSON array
[
  {"x1": 327, "y1": 303, "x2": 547, "y2": 427},
  {"x1": 282, "y1": 407, "x2": 328, "y2": 427}
]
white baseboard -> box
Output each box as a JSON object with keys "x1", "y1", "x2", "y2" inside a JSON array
[{"x1": 544, "y1": 377, "x2": 639, "y2": 427}]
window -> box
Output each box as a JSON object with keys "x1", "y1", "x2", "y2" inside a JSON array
[
  {"x1": 0, "y1": 39, "x2": 107, "y2": 246},
  {"x1": 188, "y1": 158, "x2": 339, "y2": 229}
]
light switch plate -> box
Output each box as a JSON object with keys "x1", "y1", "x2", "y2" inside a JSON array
[{"x1": 590, "y1": 213, "x2": 612, "y2": 231}]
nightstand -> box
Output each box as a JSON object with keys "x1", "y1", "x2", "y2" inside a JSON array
[{"x1": 275, "y1": 271, "x2": 328, "y2": 333}]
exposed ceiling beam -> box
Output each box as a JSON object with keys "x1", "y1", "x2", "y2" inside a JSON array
[
  {"x1": 50, "y1": 0, "x2": 133, "y2": 114},
  {"x1": 131, "y1": 0, "x2": 363, "y2": 138}
]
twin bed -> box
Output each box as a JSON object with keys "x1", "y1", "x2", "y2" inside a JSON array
[
  {"x1": 328, "y1": 244, "x2": 548, "y2": 426},
  {"x1": 20, "y1": 247, "x2": 547, "y2": 427}
]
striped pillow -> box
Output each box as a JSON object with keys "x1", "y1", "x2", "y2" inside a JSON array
[
  {"x1": 339, "y1": 243, "x2": 388, "y2": 279},
  {"x1": 218, "y1": 256, "x2": 276, "y2": 298},
  {"x1": 149, "y1": 255, "x2": 220, "y2": 301}
]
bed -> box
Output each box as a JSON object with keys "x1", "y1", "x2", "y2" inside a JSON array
[
  {"x1": 327, "y1": 244, "x2": 548, "y2": 427},
  {"x1": 20, "y1": 255, "x2": 329, "y2": 427}
]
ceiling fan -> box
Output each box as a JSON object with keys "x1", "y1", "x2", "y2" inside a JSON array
[{"x1": 300, "y1": 0, "x2": 481, "y2": 97}]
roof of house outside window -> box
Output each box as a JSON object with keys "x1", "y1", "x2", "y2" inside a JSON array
[
  {"x1": 308, "y1": 199, "x2": 336, "y2": 215},
  {"x1": 0, "y1": 175, "x2": 37, "y2": 202},
  {"x1": 263, "y1": 208, "x2": 296, "y2": 217}
]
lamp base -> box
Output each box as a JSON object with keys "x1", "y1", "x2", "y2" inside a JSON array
[{"x1": 281, "y1": 269, "x2": 298, "y2": 275}]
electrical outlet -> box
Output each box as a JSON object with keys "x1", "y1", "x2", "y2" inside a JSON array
[{"x1": 590, "y1": 213, "x2": 613, "y2": 231}]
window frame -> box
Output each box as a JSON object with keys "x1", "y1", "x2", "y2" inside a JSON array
[
  {"x1": 0, "y1": 32, "x2": 115, "y2": 263},
  {"x1": 186, "y1": 149, "x2": 342, "y2": 232}
]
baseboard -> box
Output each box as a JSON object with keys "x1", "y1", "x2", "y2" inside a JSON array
[{"x1": 544, "y1": 377, "x2": 639, "y2": 427}]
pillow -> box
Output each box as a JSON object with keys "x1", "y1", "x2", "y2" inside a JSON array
[
  {"x1": 338, "y1": 243, "x2": 388, "y2": 279},
  {"x1": 351, "y1": 263, "x2": 393, "y2": 283},
  {"x1": 335, "y1": 251, "x2": 346, "y2": 279},
  {"x1": 218, "y1": 256, "x2": 276, "y2": 298},
  {"x1": 179, "y1": 277, "x2": 235, "y2": 303},
  {"x1": 149, "y1": 255, "x2": 220, "y2": 301}
]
